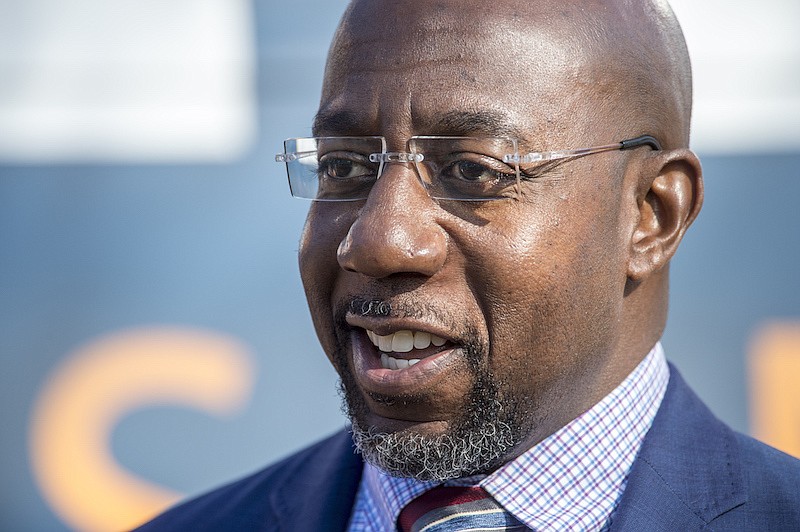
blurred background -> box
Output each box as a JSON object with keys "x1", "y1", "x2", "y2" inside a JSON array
[{"x1": 1, "y1": 0, "x2": 798, "y2": 530}]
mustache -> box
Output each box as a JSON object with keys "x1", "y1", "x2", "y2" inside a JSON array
[
  {"x1": 348, "y1": 298, "x2": 393, "y2": 318},
  {"x1": 337, "y1": 296, "x2": 447, "y2": 324}
]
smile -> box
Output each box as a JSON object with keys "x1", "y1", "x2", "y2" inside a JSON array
[
  {"x1": 347, "y1": 318, "x2": 472, "y2": 419},
  {"x1": 365, "y1": 329, "x2": 448, "y2": 370},
  {"x1": 367, "y1": 330, "x2": 446, "y2": 370}
]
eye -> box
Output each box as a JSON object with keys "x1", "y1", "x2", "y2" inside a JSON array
[
  {"x1": 441, "y1": 155, "x2": 515, "y2": 184},
  {"x1": 318, "y1": 153, "x2": 374, "y2": 180},
  {"x1": 430, "y1": 153, "x2": 518, "y2": 199},
  {"x1": 449, "y1": 160, "x2": 497, "y2": 182},
  {"x1": 314, "y1": 151, "x2": 378, "y2": 200}
]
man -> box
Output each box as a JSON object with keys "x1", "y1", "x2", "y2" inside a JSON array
[{"x1": 137, "y1": 0, "x2": 800, "y2": 530}]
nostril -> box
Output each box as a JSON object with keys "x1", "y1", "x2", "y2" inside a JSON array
[{"x1": 337, "y1": 234, "x2": 358, "y2": 273}]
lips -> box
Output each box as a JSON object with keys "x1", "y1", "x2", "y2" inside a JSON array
[
  {"x1": 347, "y1": 313, "x2": 463, "y2": 394},
  {"x1": 365, "y1": 329, "x2": 448, "y2": 369},
  {"x1": 341, "y1": 300, "x2": 478, "y2": 423}
]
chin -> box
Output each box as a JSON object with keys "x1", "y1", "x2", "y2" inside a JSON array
[{"x1": 338, "y1": 373, "x2": 524, "y2": 481}]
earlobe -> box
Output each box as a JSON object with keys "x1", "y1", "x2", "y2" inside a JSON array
[{"x1": 627, "y1": 149, "x2": 704, "y2": 281}]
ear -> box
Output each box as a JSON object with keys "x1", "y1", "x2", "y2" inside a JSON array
[{"x1": 627, "y1": 149, "x2": 704, "y2": 282}]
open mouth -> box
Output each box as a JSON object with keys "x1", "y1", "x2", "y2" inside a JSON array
[
  {"x1": 364, "y1": 329, "x2": 451, "y2": 370},
  {"x1": 348, "y1": 321, "x2": 468, "y2": 406}
]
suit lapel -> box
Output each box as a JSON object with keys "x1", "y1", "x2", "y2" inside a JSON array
[
  {"x1": 611, "y1": 367, "x2": 746, "y2": 531},
  {"x1": 268, "y1": 429, "x2": 363, "y2": 531}
]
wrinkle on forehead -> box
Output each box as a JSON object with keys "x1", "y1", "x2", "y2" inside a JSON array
[
  {"x1": 321, "y1": 6, "x2": 582, "y2": 139},
  {"x1": 324, "y1": 0, "x2": 692, "y2": 146},
  {"x1": 313, "y1": 107, "x2": 529, "y2": 140},
  {"x1": 325, "y1": 2, "x2": 585, "y2": 85}
]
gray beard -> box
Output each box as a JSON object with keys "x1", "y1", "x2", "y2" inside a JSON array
[
  {"x1": 339, "y1": 367, "x2": 522, "y2": 481},
  {"x1": 333, "y1": 298, "x2": 524, "y2": 481}
]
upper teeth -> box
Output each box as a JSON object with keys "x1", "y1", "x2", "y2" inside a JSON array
[{"x1": 366, "y1": 329, "x2": 447, "y2": 353}]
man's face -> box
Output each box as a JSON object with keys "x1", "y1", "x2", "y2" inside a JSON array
[{"x1": 299, "y1": 0, "x2": 641, "y2": 479}]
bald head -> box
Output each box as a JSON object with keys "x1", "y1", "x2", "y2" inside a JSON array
[
  {"x1": 576, "y1": 0, "x2": 694, "y2": 148},
  {"x1": 322, "y1": 0, "x2": 692, "y2": 148}
]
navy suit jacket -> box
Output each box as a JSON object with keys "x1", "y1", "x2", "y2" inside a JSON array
[{"x1": 135, "y1": 368, "x2": 800, "y2": 531}]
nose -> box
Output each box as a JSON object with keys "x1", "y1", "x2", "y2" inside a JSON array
[{"x1": 337, "y1": 165, "x2": 448, "y2": 278}]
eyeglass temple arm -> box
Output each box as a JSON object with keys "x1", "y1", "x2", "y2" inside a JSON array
[
  {"x1": 620, "y1": 135, "x2": 662, "y2": 151},
  {"x1": 507, "y1": 135, "x2": 662, "y2": 164}
]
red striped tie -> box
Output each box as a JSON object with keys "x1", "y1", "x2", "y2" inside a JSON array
[{"x1": 397, "y1": 485, "x2": 527, "y2": 531}]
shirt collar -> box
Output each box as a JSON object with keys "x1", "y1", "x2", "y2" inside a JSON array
[{"x1": 358, "y1": 343, "x2": 669, "y2": 531}]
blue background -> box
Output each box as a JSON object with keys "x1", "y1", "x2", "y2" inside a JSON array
[{"x1": 1, "y1": 1, "x2": 798, "y2": 530}]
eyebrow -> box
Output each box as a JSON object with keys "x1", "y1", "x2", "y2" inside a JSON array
[
  {"x1": 311, "y1": 108, "x2": 526, "y2": 139},
  {"x1": 312, "y1": 110, "x2": 365, "y2": 137},
  {"x1": 431, "y1": 110, "x2": 526, "y2": 139}
]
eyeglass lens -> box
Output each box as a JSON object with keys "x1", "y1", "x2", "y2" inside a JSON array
[{"x1": 283, "y1": 137, "x2": 520, "y2": 201}]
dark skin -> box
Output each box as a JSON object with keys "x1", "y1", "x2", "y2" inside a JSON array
[{"x1": 299, "y1": 0, "x2": 703, "y2": 467}]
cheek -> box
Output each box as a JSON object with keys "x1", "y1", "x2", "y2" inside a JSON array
[
  {"x1": 299, "y1": 204, "x2": 357, "y2": 280},
  {"x1": 466, "y1": 192, "x2": 626, "y2": 373},
  {"x1": 299, "y1": 207, "x2": 353, "y2": 361}
]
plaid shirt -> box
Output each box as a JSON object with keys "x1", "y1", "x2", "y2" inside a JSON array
[{"x1": 347, "y1": 343, "x2": 670, "y2": 531}]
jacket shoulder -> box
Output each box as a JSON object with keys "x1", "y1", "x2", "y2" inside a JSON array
[
  {"x1": 613, "y1": 366, "x2": 800, "y2": 531},
  {"x1": 133, "y1": 429, "x2": 361, "y2": 531},
  {"x1": 715, "y1": 432, "x2": 800, "y2": 527}
]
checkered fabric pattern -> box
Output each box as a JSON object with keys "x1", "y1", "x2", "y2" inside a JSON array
[{"x1": 347, "y1": 343, "x2": 669, "y2": 531}]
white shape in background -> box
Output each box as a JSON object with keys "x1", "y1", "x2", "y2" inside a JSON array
[
  {"x1": 670, "y1": 0, "x2": 800, "y2": 154},
  {"x1": 0, "y1": 0, "x2": 256, "y2": 162},
  {"x1": 1, "y1": 1, "x2": 798, "y2": 160}
]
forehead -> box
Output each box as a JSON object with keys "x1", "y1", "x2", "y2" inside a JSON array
[{"x1": 317, "y1": 0, "x2": 602, "y2": 143}]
